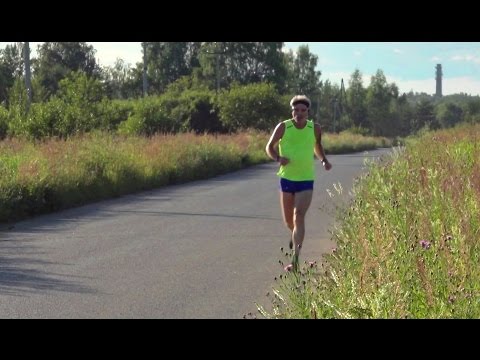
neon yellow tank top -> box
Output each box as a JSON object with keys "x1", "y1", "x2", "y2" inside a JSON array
[{"x1": 277, "y1": 119, "x2": 316, "y2": 181}]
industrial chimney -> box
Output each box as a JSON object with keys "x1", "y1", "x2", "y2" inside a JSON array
[{"x1": 435, "y1": 64, "x2": 443, "y2": 97}]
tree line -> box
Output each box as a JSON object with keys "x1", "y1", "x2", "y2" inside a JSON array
[{"x1": 1, "y1": 42, "x2": 479, "y2": 139}]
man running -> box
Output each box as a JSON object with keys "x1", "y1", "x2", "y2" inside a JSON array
[{"x1": 265, "y1": 95, "x2": 332, "y2": 272}]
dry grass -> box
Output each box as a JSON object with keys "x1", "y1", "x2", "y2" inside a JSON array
[{"x1": 260, "y1": 123, "x2": 480, "y2": 318}]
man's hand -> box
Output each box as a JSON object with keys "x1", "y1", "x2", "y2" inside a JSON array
[
  {"x1": 278, "y1": 156, "x2": 289, "y2": 166},
  {"x1": 322, "y1": 159, "x2": 332, "y2": 171}
]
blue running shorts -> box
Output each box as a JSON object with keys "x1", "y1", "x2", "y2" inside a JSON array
[{"x1": 279, "y1": 178, "x2": 314, "y2": 193}]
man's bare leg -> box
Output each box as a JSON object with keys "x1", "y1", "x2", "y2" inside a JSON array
[
  {"x1": 280, "y1": 192, "x2": 295, "y2": 249},
  {"x1": 291, "y1": 190, "x2": 313, "y2": 270}
]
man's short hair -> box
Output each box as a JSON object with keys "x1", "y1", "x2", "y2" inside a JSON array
[{"x1": 290, "y1": 95, "x2": 311, "y2": 108}]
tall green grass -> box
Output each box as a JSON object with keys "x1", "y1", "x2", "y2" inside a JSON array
[
  {"x1": 0, "y1": 130, "x2": 268, "y2": 222},
  {"x1": 0, "y1": 129, "x2": 389, "y2": 223},
  {"x1": 322, "y1": 131, "x2": 391, "y2": 154},
  {"x1": 259, "y1": 123, "x2": 480, "y2": 318}
]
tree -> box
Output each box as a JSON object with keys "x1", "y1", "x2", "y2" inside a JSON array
[
  {"x1": 285, "y1": 44, "x2": 322, "y2": 96},
  {"x1": 139, "y1": 42, "x2": 202, "y2": 95},
  {"x1": 464, "y1": 97, "x2": 480, "y2": 123},
  {"x1": 346, "y1": 69, "x2": 368, "y2": 129},
  {"x1": 436, "y1": 102, "x2": 463, "y2": 128},
  {"x1": 366, "y1": 69, "x2": 397, "y2": 136},
  {"x1": 34, "y1": 42, "x2": 100, "y2": 100},
  {"x1": 412, "y1": 99, "x2": 436, "y2": 132},
  {"x1": 394, "y1": 93, "x2": 415, "y2": 136},
  {"x1": 101, "y1": 58, "x2": 135, "y2": 99},
  {"x1": 317, "y1": 80, "x2": 339, "y2": 132},
  {"x1": 224, "y1": 42, "x2": 287, "y2": 89},
  {"x1": 197, "y1": 42, "x2": 287, "y2": 93},
  {"x1": 0, "y1": 43, "x2": 23, "y2": 105}
]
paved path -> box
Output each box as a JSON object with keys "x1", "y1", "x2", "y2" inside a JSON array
[{"x1": 0, "y1": 148, "x2": 392, "y2": 318}]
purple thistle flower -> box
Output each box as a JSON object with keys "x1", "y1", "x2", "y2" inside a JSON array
[
  {"x1": 420, "y1": 240, "x2": 431, "y2": 249},
  {"x1": 284, "y1": 264, "x2": 294, "y2": 272}
]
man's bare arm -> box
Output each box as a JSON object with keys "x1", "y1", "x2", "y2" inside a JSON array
[
  {"x1": 314, "y1": 123, "x2": 332, "y2": 170},
  {"x1": 266, "y1": 122, "x2": 285, "y2": 162}
]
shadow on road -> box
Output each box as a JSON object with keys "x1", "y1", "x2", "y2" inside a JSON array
[
  {"x1": 98, "y1": 209, "x2": 277, "y2": 220},
  {"x1": 0, "y1": 235, "x2": 96, "y2": 296}
]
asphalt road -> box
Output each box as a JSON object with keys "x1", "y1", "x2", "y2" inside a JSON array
[{"x1": 0, "y1": 148, "x2": 392, "y2": 318}]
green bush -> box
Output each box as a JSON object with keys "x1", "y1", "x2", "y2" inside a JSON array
[
  {"x1": 156, "y1": 84, "x2": 222, "y2": 133},
  {"x1": 171, "y1": 89, "x2": 222, "y2": 133},
  {"x1": 96, "y1": 98, "x2": 135, "y2": 131},
  {"x1": 118, "y1": 96, "x2": 177, "y2": 136},
  {"x1": 216, "y1": 82, "x2": 288, "y2": 132},
  {"x1": 8, "y1": 71, "x2": 111, "y2": 139},
  {"x1": 8, "y1": 99, "x2": 64, "y2": 139},
  {"x1": 54, "y1": 71, "x2": 105, "y2": 136},
  {"x1": 0, "y1": 105, "x2": 8, "y2": 139}
]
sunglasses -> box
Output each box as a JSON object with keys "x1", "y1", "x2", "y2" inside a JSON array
[{"x1": 293, "y1": 107, "x2": 308, "y2": 112}]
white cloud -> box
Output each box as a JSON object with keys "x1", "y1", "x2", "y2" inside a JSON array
[
  {"x1": 431, "y1": 56, "x2": 441, "y2": 62},
  {"x1": 451, "y1": 54, "x2": 480, "y2": 64},
  {"x1": 393, "y1": 48, "x2": 403, "y2": 54}
]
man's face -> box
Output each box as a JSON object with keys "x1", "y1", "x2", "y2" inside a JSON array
[{"x1": 292, "y1": 104, "x2": 308, "y2": 120}]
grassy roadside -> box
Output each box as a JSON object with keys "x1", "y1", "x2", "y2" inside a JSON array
[
  {"x1": 0, "y1": 129, "x2": 390, "y2": 223},
  {"x1": 258, "y1": 123, "x2": 480, "y2": 318}
]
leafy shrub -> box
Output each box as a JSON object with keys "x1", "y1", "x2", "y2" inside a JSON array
[
  {"x1": 0, "y1": 105, "x2": 8, "y2": 139},
  {"x1": 168, "y1": 89, "x2": 222, "y2": 133},
  {"x1": 96, "y1": 98, "x2": 135, "y2": 131},
  {"x1": 117, "y1": 96, "x2": 177, "y2": 136},
  {"x1": 8, "y1": 98, "x2": 64, "y2": 139},
  {"x1": 216, "y1": 82, "x2": 288, "y2": 132}
]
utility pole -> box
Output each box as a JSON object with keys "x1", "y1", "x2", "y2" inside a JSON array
[
  {"x1": 142, "y1": 42, "x2": 148, "y2": 97},
  {"x1": 332, "y1": 98, "x2": 337, "y2": 133},
  {"x1": 203, "y1": 42, "x2": 227, "y2": 94},
  {"x1": 215, "y1": 49, "x2": 220, "y2": 93},
  {"x1": 23, "y1": 42, "x2": 32, "y2": 112},
  {"x1": 332, "y1": 78, "x2": 347, "y2": 133}
]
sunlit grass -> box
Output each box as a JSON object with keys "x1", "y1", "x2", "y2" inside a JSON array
[
  {"x1": 0, "y1": 130, "x2": 269, "y2": 222},
  {"x1": 323, "y1": 131, "x2": 390, "y2": 154},
  {"x1": 0, "y1": 129, "x2": 388, "y2": 223}
]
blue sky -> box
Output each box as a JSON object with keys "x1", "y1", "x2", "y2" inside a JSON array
[
  {"x1": 2, "y1": 42, "x2": 480, "y2": 96},
  {"x1": 284, "y1": 42, "x2": 480, "y2": 96}
]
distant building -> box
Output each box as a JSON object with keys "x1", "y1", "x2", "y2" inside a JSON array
[{"x1": 435, "y1": 64, "x2": 443, "y2": 97}]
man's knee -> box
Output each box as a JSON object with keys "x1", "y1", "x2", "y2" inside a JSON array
[
  {"x1": 294, "y1": 210, "x2": 307, "y2": 223},
  {"x1": 285, "y1": 220, "x2": 294, "y2": 231}
]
